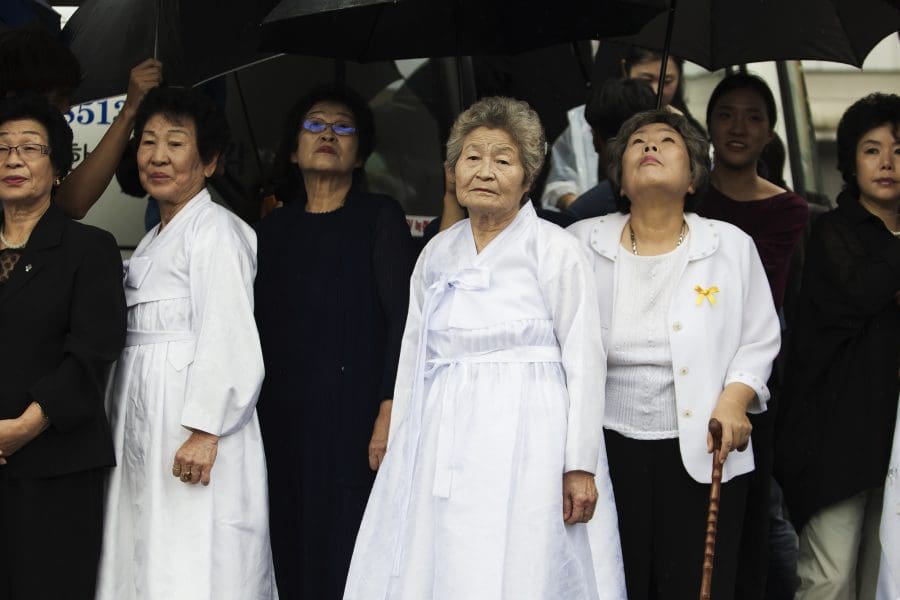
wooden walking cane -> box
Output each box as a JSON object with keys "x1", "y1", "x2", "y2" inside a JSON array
[{"x1": 700, "y1": 418, "x2": 724, "y2": 600}]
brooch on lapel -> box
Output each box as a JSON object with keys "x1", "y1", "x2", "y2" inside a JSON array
[
  {"x1": 694, "y1": 285, "x2": 719, "y2": 306},
  {"x1": 25, "y1": 264, "x2": 32, "y2": 272}
]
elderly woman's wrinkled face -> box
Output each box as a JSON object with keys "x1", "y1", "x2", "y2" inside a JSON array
[
  {"x1": 137, "y1": 113, "x2": 216, "y2": 207},
  {"x1": 454, "y1": 127, "x2": 528, "y2": 217},
  {"x1": 291, "y1": 101, "x2": 361, "y2": 177},
  {"x1": 620, "y1": 122, "x2": 695, "y2": 201},
  {"x1": 0, "y1": 119, "x2": 55, "y2": 206},
  {"x1": 855, "y1": 123, "x2": 900, "y2": 207}
]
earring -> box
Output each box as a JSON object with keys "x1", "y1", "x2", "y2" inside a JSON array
[{"x1": 54, "y1": 177, "x2": 61, "y2": 186}]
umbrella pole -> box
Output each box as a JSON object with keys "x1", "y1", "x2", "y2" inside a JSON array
[
  {"x1": 456, "y1": 54, "x2": 464, "y2": 114},
  {"x1": 656, "y1": 0, "x2": 678, "y2": 109},
  {"x1": 153, "y1": 0, "x2": 160, "y2": 59},
  {"x1": 453, "y1": 0, "x2": 464, "y2": 115},
  {"x1": 233, "y1": 71, "x2": 265, "y2": 184}
]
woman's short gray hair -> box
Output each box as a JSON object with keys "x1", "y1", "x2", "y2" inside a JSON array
[
  {"x1": 606, "y1": 109, "x2": 710, "y2": 213},
  {"x1": 445, "y1": 96, "x2": 546, "y2": 189}
]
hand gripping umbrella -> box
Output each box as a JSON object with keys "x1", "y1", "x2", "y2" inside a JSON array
[{"x1": 61, "y1": 0, "x2": 282, "y2": 103}]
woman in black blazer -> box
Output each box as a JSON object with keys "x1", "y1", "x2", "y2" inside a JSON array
[{"x1": 0, "y1": 95, "x2": 126, "y2": 600}]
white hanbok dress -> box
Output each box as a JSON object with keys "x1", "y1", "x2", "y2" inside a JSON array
[
  {"x1": 877, "y1": 394, "x2": 900, "y2": 600},
  {"x1": 96, "y1": 190, "x2": 277, "y2": 600},
  {"x1": 344, "y1": 203, "x2": 625, "y2": 599}
]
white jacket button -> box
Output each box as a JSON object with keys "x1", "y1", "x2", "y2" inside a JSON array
[
  {"x1": 672, "y1": 322, "x2": 682, "y2": 332},
  {"x1": 679, "y1": 367, "x2": 689, "y2": 376}
]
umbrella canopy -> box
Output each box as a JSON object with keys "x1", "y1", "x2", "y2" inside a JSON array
[
  {"x1": 0, "y1": 0, "x2": 60, "y2": 34},
  {"x1": 260, "y1": 0, "x2": 668, "y2": 61},
  {"x1": 216, "y1": 54, "x2": 403, "y2": 193},
  {"x1": 612, "y1": 0, "x2": 900, "y2": 70},
  {"x1": 61, "y1": 0, "x2": 281, "y2": 103}
]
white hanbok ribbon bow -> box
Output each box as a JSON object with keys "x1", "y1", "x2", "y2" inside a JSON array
[{"x1": 391, "y1": 267, "x2": 490, "y2": 575}]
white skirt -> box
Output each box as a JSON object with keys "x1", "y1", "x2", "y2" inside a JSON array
[{"x1": 345, "y1": 325, "x2": 625, "y2": 599}]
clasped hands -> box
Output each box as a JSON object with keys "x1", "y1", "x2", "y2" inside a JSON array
[{"x1": 0, "y1": 402, "x2": 50, "y2": 466}]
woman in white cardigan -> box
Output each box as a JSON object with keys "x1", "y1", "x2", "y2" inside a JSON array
[{"x1": 569, "y1": 109, "x2": 781, "y2": 599}]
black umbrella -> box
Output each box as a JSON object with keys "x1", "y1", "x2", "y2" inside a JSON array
[
  {"x1": 0, "y1": 0, "x2": 60, "y2": 34},
  {"x1": 259, "y1": 0, "x2": 668, "y2": 61},
  {"x1": 613, "y1": 0, "x2": 900, "y2": 71},
  {"x1": 214, "y1": 54, "x2": 403, "y2": 198},
  {"x1": 61, "y1": 0, "x2": 281, "y2": 103}
]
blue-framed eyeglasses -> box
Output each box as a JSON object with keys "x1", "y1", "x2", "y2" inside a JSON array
[
  {"x1": 302, "y1": 118, "x2": 357, "y2": 136},
  {"x1": 0, "y1": 143, "x2": 51, "y2": 161}
]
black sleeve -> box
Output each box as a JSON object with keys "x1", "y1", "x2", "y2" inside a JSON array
[
  {"x1": 373, "y1": 199, "x2": 415, "y2": 402},
  {"x1": 30, "y1": 230, "x2": 126, "y2": 432},
  {"x1": 812, "y1": 215, "x2": 900, "y2": 319}
]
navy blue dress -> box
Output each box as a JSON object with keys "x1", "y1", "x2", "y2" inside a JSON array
[{"x1": 254, "y1": 190, "x2": 414, "y2": 599}]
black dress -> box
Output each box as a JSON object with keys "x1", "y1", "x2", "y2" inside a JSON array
[{"x1": 254, "y1": 189, "x2": 414, "y2": 600}]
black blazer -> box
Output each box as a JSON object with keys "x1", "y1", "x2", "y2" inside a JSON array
[
  {"x1": 775, "y1": 191, "x2": 900, "y2": 529},
  {"x1": 0, "y1": 202, "x2": 126, "y2": 478}
]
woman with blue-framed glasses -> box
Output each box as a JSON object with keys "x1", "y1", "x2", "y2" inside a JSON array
[{"x1": 254, "y1": 86, "x2": 415, "y2": 599}]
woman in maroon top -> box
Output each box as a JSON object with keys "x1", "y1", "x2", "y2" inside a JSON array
[
  {"x1": 699, "y1": 73, "x2": 809, "y2": 600},
  {"x1": 701, "y1": 74, "x2": 808, "y2": 311}
]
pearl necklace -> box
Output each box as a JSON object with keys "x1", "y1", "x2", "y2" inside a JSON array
[
  {"x1": 629, "y1": 220, "x2": 686, "y2": 255},
  {"x1": 0, "y1": 229, "x2": 28, "y2": 250}
]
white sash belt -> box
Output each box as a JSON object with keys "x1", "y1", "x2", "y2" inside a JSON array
[{"x1": 125, "y1": 330, "x2": 195, "y2": 347}]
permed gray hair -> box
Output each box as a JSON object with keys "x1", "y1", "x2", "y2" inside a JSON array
[
  {"x1": 445, "y1": 96, "x2": 546, "y2": 190},
  {"x1": 606, "y1": 109, "x2": 710, "y2": 213}
]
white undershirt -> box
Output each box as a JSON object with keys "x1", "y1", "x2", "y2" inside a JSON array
[{"x1": 605, "y1": 238, "x2": 690, "y2": 440}]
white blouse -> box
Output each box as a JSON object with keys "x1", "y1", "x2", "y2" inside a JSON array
[{"x1": 606, "y1": 240, "x2": 690, "y2": 439}]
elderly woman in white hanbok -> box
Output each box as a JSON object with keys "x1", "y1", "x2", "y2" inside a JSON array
[
  {"x1": 96, "y1": 87, "x2": 276, "y2": 600},
  {"x1": 344, "y1": 97, "x2": 625, "y2": 600}
]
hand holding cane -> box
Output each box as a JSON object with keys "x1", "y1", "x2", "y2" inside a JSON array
[{"x1": 700, "y1": 418, "x2": 723, "y2": 600}]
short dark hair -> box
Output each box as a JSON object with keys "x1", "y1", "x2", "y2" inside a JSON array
[
  {"x1": 836, "y1": 92, "x2": 900, "y2": 197},
  {"x1": 0, "y1": 27, "x2": 81, "y2": 99},
  {"x1": 133, "y1": 87, "x2": 230, "y2": 165},
  {"x1": 706, "y1": 73, "x2": 778, "y2": 131},
  {"x1": 0, "y1": 93, "x2": 74, "y2": 178},
  {"x1": 272, "y1": 86, "x2": 375, "y2": 202},
  {"x1": 585, "y1": 77, "x2": 657, "y2": 142},
  {"x1": 606, "y1": 109, "x2": 710, "y2": 213}
]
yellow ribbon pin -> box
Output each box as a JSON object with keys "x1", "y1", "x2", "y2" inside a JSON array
[{"x1": 694, "y1": 285, "x2": 719, "y2": 306}]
